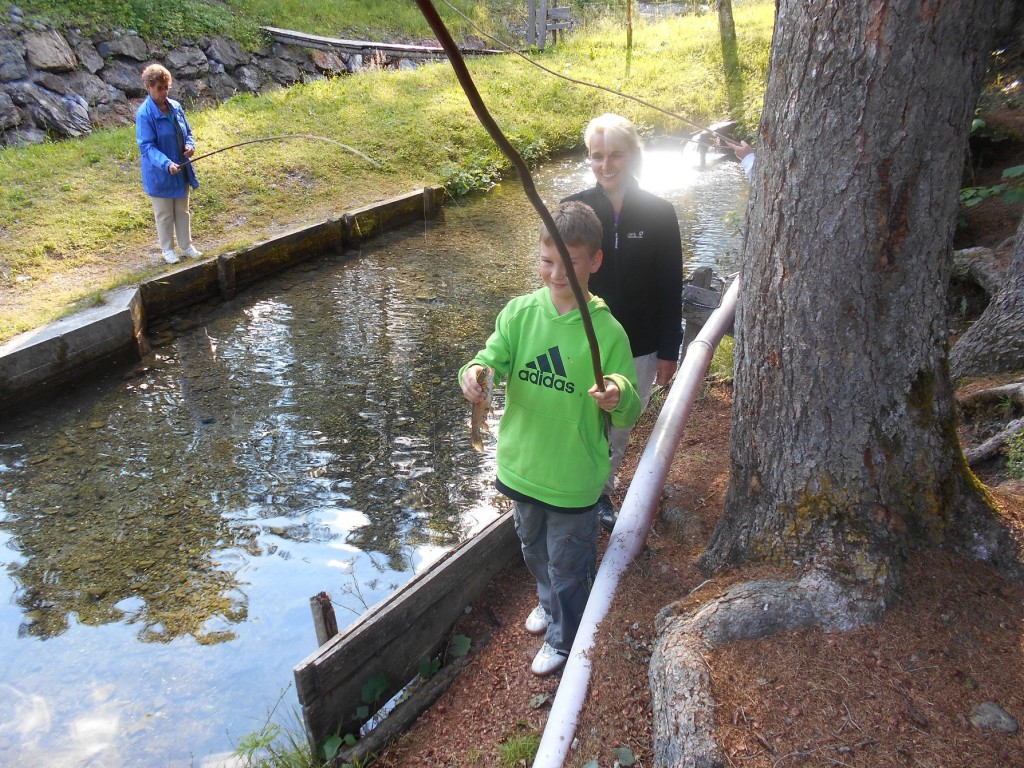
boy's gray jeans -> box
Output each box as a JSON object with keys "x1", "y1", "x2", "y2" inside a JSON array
[{"x1": 513, "y1": 501, "x2": 598, "y2": 654}]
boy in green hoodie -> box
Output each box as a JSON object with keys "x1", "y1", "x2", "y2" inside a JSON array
[{"x1": 460, "y1": 201, "x2": 641, "y2": 676}]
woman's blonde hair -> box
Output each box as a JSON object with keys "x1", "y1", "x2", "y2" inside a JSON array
[
  {"x1": 141, "y1": 63, "x2": 172, "y2": 88},
  {"x1": 583, "y1": 113, "x2": 642, "y2": 177}
]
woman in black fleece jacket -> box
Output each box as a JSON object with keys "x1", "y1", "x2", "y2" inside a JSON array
[{"x1": 562, "y1": 113, "x2": 684, "y2": 529}]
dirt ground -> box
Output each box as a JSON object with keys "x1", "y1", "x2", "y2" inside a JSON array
[
  {"x1": 371, "y1": 377, "x2": 1024, "y2": 768},
  {"x1": 370, "y1": 118, "x2": 1024, "y2": 767}
]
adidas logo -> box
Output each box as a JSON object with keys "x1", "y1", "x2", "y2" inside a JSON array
[{"x1": 518, "y1": 346, "x2": 576, "y2": 394}]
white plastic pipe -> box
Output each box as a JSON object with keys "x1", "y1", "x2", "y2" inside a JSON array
[{"x1": 532, "y1": 276, "x2": 740, "y2": 767}]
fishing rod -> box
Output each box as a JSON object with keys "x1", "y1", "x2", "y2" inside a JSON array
[
  {"x1": 439, "y1": 0, "x2": 743, "y2": 148},
  {"x1": 182, "y1": 133, "x2": 381, "y2": 168},
  {"x1": 413, "y1": 0, "x2": 606, "y2": 392}
]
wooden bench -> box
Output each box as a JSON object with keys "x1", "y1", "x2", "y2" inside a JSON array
[{"x1": 527, "y1": 2, "x2": 573, "y2": 50}]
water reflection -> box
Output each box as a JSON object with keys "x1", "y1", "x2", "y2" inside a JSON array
[{"x1": 0, "y1": 147, "x2": 746, "y2": 765}]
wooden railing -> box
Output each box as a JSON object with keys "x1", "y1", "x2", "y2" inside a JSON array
[{"x1": 526, "y1": 3, "x2": 573, "y2": 50}]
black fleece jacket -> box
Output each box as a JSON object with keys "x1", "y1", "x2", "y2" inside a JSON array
[{"x1": 562, "y1": 182, "x2": 684, "y2": 361}]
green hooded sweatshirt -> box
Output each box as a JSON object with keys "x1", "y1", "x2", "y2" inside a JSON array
[{"x1": 460, "y1": 287, "x2": 641, "y2": 509}]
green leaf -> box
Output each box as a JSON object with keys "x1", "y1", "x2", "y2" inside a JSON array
[
  {"x1": 449, "y1": 634, "x2": 472, "y2": 658},
  {"x1": 960, "y1": 182, "x2": 1009, "y2": 206},
  {"x1": 613, "y1": 746, "x2": 636, "y2": 766},
  {"x1": 1001, "y1": 164, "x2": 1024, "y2": 179},
  {"x1": 344, "y1": 732, "x2": 358, "y2": 746},
  {"x1": 529, "y1": 692, "x2": 551, "y2": 709},
  {"x1": 361, "y1": 673, "x2": 388, "y2": 705},
  {"x1": 582, "y1": 761, "x2": 600, "y2": 768},
  {"x1": 356, "y1": 704, "x2": 369, "y2": 720},
  {"x1": 971, "y1": 118, "x2": 987, "y2": 133},
  {"x1": 323, "y1": 734, "x2": 342, "y2": 760},
  {"x1": 418, "y1": 655, "x2": 441, "y2": 679}
]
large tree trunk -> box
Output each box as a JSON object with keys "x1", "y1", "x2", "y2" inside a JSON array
[
  {"x1": 699, "y1": 0, "x2": 1020, "y2": 603},
  {"x1": 951, "y1": 215, "x2": 1024, "y2": 378},
  {"x1": 716, "y1": 0, "x2": 742, "y2": 118}
]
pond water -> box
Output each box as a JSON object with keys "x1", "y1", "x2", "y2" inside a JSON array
[{"x1": 0, "y1": 147, "x2": 746, "y2": 767}]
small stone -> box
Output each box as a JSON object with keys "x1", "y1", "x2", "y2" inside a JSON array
[{"x1": 970, "y1": 701, "x2": 1019, "y2": 733}]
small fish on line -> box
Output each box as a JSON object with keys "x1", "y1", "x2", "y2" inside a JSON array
[{"x1": 470, "y1": 366, "x2": 494, "y2": 452}]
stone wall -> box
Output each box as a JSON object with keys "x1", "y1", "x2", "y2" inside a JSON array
[{"x1": 0, "y1": 7, "x2": 411, "y2": 147}]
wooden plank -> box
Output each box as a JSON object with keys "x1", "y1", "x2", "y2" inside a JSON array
[
  {"x1": 547, "y1": 7, "x2": 571, "y2": 20},
  {"x1": 293, "y1": 511, "x2": 520, "y2": 751},
  {"x1": 337, "y1": 653, "x2": 473, "y2": 765},
  {"x1": 538, "y1": 0, "x2": 549, "y2": 50},
  {"x1": 310, "y1": 591, "x2": 339, "y2": 647},
  {"x1": 343, "y1": 187, "x2": 443, "y2": 245}
]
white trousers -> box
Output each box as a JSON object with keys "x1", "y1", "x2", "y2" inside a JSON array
[
  {"x1": 149, "y1": 194, "x2": 192, "y2": 252},
  {"x1": 604, "y1": 351, "x2": 658, "y2": 495}
]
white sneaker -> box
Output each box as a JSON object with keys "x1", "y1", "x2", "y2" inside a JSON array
[
  {"x1": 531, "y1": 642, "x2": 567, "y2": 676},
  {"x1": 162, "y1": 249, "x2": 180, "y2": 264},
  {"x1": 182, "y1": 245, "x2": 203, "y2": 259},
  {"x1": 524, "y1": 604, "x2": 550, "y2": 635}
]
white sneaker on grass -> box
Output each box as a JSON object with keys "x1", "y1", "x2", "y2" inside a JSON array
[
  {"x1": 524, "y1": 604, "x2": 550, "y2": 635},
  {"x1": 531, "y1": 642, "x2": 567, "y2": 676},
  {"x1": 162, "y1": 249, "x2": 180, "y2": 264},
  {"x1": 181, "y1": 245, "x2": 203, "y2": 259}
]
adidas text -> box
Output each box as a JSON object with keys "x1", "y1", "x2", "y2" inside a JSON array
[{"x1": 518, "y1": 368, "x2": 575, "y2": 393}]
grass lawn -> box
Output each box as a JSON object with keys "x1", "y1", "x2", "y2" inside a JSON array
[{"x1": 0, "y1": 2, "x2": 774, "y2": 341}]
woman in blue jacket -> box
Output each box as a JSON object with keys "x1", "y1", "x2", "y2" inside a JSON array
[{"x1": 136, "y1": 64, "x2": 201, "y2": 264}]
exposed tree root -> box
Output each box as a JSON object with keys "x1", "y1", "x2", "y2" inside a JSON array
[
  {"x1": 950, "y1": 221, "x2": 1024, "y2": 380},
  {"x1": 958, "y1": 380, "x2": 1024, "y2": 409},
  {"x1": 953, "y1": 246, "x2": 1005, "y2": 298},
  {"x1": 958, "y1": 380, "x2": 1024, "y2": 465},
  {"x1": 966, "y1": 417, "x2": 1024, "y2": 465},
  {"x1": 648, "y1": 574, "x2": 887, "y2": 768}
]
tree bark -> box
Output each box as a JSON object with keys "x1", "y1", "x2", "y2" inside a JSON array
[
  {"x1": 951, "y1": 215, "x2": 1024, "y2": 378},
  {"x1": 716, "y1": 0, "x2": 742, "y2": 117},
  {"x1": 700, "y1": 0, "x2": 1021, "y2": 600}
]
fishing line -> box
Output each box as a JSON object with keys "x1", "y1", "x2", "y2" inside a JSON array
[
  {"x1": 438, "y1": 0, "x2": 741, "y2": 147},
  {"x1": 182, "y1": 133, "x2": 381, "y2": 167}
]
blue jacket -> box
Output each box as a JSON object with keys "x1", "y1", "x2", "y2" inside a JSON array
[{"x1": 136, "y1": 95, "x2": 199, "y2": 198}]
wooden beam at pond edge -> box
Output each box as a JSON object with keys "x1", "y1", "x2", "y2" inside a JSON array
[{"x1": 292, "y1": 511, "x2": 519, "y2": 752}]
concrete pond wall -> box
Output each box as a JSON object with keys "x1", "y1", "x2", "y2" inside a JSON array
[{"x1": 0, "y1": 185, "x2": 446, "y2": 417}]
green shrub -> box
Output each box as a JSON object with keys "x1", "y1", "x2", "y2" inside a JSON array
[
  {"x1": 497, "y1": 731, "x2": 540, "y2": 766},
  {"x1": 707, "y1": 336, "x2": 735, "y2": 382}
]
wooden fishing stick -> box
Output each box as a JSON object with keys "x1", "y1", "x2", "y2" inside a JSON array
[
  {"x1": 413, "y1": 0, "x2": 606, "y2": 391},
  {"x1": 182, "y1": 133, "x2": 381, "y2": 167}
]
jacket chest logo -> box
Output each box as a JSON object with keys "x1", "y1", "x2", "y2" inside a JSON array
[{"x1": 518, "y1": 346, "x2": 576, "y2": 394}]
